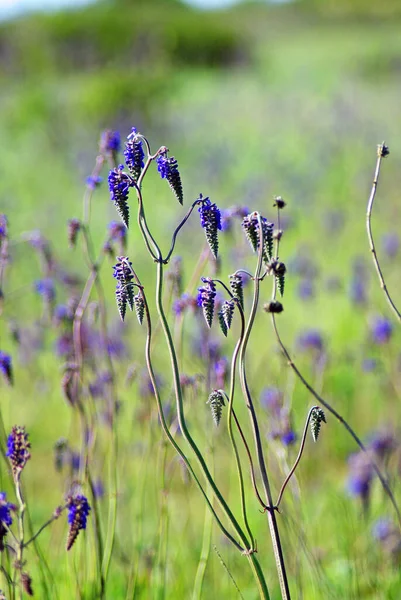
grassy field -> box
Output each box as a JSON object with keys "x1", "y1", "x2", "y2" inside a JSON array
[{"x1": 1, "y1": 1, "x2": 401, "y2": 598}]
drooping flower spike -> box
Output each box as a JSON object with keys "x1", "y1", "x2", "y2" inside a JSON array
[
  {"x1": 197, "y1": 194, "x2": 222, "y2": 259},
  {"x1": 197, "y1": 277, "x2": 217, "y2": 328},
  {"x1": 157, "y1": 149, "x2": 183, "y2": 205},
  {"x1": 66, "y1": 494, "x2": 91, "y2": 550},
  {"x1": 113, "y1": 257, "x2": 135, "y2": 322},
  {"x1": 108, "y1": 165, "x2": 134, "y2": 228}
]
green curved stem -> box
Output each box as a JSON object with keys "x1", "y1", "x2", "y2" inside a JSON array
[
  {"x1": 275, "y1": 406, "x2": 320, "y2": 509},
  {"x1": 238, "y1": 213, "x2": 291, "y2": 600}
]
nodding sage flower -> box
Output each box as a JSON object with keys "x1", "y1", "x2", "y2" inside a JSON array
[
  {"x1": 242, "y1": 212, "x2": 274, "y2": 263},
  {"x1": 157, "y1": 150, "x2": 183, "y2": 205},
  {"x1": 113, "y1": 257, "x2": 135, "y2": 322},
  {"x1": 6, "y1": 426, "x2": 31, "y2": 477},
  {"x1": 197, "y1": 277, "x2": 216, "y2": 328},
  {"x1": 0, "y1": 492, "x2": 14, "y2": 551},
  {"x1": 124, "y1": 128, "x2": 145, "y2": 183},
  {"x1": 66, "y1": 494, "x2": 91, "y2": 551},
  {"x1": 229, "y1": 273, "x2": 244, "y2": 310},
  {"x1": 266, "y1": 258, "x2": 286, "y2": 296},
  {"x1": 197, "y1": 194, "x2": 222, "y2": 259},
  {"x1": 108, "y1": 165, "x2": 134, "y2": 228},
  {"x1": 0, "y1": 352, "x2": 13, "y2": 385}
]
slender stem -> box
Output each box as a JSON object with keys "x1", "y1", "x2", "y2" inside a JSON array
[
  {"x1": 270, "y1": 315, "x2": 401, "y2": 527},
  {"x1": 366, "y1": 143, "x2": 401, "y2": 321},
  {"x1": 24, "y1": 506, "x2": 66, "y2": 548},
  {"x1": 192, "y1": 475, "x2": 213, "y2": 600},
  {"x1": 14, "y1": 475, "x2": 25, "y2": 600},
  {"x1": 224, "y1": 316, "x2": 256, "y2": 548},
  {"x1": 164, "y1": 199, "x2": 202, "y2": 263},
  {"x1": 238, "y1": 213, "x2": 291, "y2": 600},
  {"x1": 275, "y1": 406, "x2": 320, "y2": 509}
]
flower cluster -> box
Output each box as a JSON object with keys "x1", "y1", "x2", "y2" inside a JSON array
[
  {"x1": 197, "y1": 277, "x2": 217, "y2": 328},
  {"x1": 197, "y1": 194, "x2": 222, "y2": 259},
  {"x1": 124, "y1": 128, "x2": 145, "y2": 183},
  {"x1": 108, "y1": 165, "x2": 134, "y2": 228},
  {"x1": 157, "y1": 151, "x2": 183, "y2": 205},
  {"x1": 242, "y1": 212, "x2": 274, "y2": 263},
  {"x1": 6, "y1": 426, "x2": 31, "y2": 477},
  {"x1": 0, "y1": 352, "x2": 13, "y2": 385},
  {"x1": 113, "y1": 257, "x2": 135, "y2": 322},
  {"x1": 100, "y1": 129, "x2": 121, "y2": 156},
  {"x1": 66, "y1": 494, "x2": 91, "y2": 550}
]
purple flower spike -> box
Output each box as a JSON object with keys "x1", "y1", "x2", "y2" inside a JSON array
[
  {"x1": 66, "y1": 494, "x2": 91, "y2": 550},
  {"x1": 197, "y1": 277, "x2": 217, "y2": 328},
  {"x1": 157, "y1": 152, "x2": 183, "y2": 204},
  {"x1": 197, "y1": 194, "x2": 222, "y2": 259},
  {"x1": 6, "y1": 426, "x2": 31, "y2": 477},
  {"x1": 124, "y1": 128, "x2": 145, "y2": 183},
  {"x1": 0, "y1": 351, "x2": 13, "y2": 385},
  {"x1": 108, "y1": 165, "x2": 134, "y2": 227}
]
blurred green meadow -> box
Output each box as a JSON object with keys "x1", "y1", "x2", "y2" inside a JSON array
[{"x1": 1, "y1": 0, "x2": 401, "y2": 598}]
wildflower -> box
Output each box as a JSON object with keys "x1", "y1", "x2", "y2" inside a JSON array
[
  {"x1": 229, "y1": 273, "x2": 244, "y2": 309},
  {"x1": 66, "y1": 494, "x2": 91, "y2": 550},
  {"x1": 242, "y1": 212, "x2": 274, "y2": 262},
  {"x1": 0, "y1": 492, "x2": 14, "y2": 551},
  {"x1": 370, "y1": 316, "x2": 393, "y2": 345},
  {"x1": 21, "y1": 572, "x2": 34, "y2": 597},
  {"x1": 198, "y1": 194, "x2": 222, "y2": 258},
  {"x1": 108, "y1": 165, "x2": 133, "y2": 227},
  {"x1": 281, "y1": 430, "x2": 297, "y2": 446},
  {"x1": 207, "y1": 390, "x2": 226, "y2": 426},
  {"x1": 197, "y1": 277, "x2": 217, "y2": 328},
  {"x1": 113, "y1": 257, "x2": 135, "y2": 322},
  {"x1": 6, "y1": 426, "x2": 31, "y2": 477},
  {"x1": 0, "y1": 352, "x2": 13, "y2": 385},
  {"x1": 372, "y1": 517, "x2": 401, "y2": 560},
  {"x1": 157, "y1": 151, "x2": 183, "y2": 204},
  {"x1": 124, "y1": 128, "x2": 144, "y2": 183}
]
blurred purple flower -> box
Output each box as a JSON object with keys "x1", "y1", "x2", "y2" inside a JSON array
[
  {"x1": 35, "y1": 278, "x2": 56, "y2": 302},
  {"x1": 362, "y1": 358, "x2": 377, "y2": 372},
  {"x1": 281, "y1": 430, "x2": 297, "y2": 446},
  {"x1": 0, "y1": 351, "x2": 13, "y2": 385},
  {"x1": 100, "y1": 130, "x2": 120, "y2": 154},
  {"x1": 347, "y1": 451, "x2": 373, "y2": 503},
  {"x1": 260, "y1": 387, "x2": 282, "y2": 414},
  {"x1": 372, "y1": 518, "x2": 392, "y2": 541},
  {"x1": 370, "y1": 316, "x2": 393, "y2": 345},
  {"x1": 382, "y1": 233, "x2": 399, "y2": 259},
  {"x1": 296, "y1": 330, "x2": 324, "y2": 354},
  {"x1": 297, "y1": 279, "x2": 314, "y2": 300}
]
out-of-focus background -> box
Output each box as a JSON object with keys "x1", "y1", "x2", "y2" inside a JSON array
[{"x1": 1, "y1": 0, "x2": 401, "y2": 598}]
